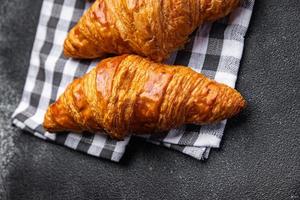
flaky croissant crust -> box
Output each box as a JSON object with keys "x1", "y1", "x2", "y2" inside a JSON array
[
  {"x1": 44, "y1": 55, "x2": 245, "y2": 139},
  {"x1": 64, "y1": 0, "x2": 240, "y2": 61}
]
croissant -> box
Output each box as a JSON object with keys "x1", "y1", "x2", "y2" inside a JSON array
[
  {"x1": 43, "y1": 55, "x2": 246, "y2": 139},
  {"x1": 64, "y1": 0, "x2": 240, "y2": 61}
]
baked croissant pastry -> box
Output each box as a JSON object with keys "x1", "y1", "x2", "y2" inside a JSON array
[
  {"x1": 64, "y1": 0, "x2": 240, "y2": 61},
  {"x1": 43, "y1": 55, "x2": 246, "y2": 140}
]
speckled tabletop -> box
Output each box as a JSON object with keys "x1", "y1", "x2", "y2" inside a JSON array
[{"x1": 0, "y1": 0, "x2": 299, "y2": 200}]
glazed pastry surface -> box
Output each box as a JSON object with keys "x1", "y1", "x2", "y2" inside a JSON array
[
  {"x1": 44, "y1": 55, "x2": 246, "y2": 139},
  {"x1": 64, "y1": 0, "x2": 240, "y2": 61}
]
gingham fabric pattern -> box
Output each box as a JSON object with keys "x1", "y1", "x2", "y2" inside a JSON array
[{"x1": 12, "y1": 0, "x2": 254, "y2": 162}]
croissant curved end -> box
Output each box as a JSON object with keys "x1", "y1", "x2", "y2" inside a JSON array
[
  {"x1": 211, "y1": 84, "x2": 247, "y2": 122},
  {"x1": 228, "y1": 90, "x2": 247, "y2": 118},
  {"x1": 63, "y1": 29, "x2": 106, "y2": 59},
  {"x1": 43, "y1": 106, "x2": 59, "y2": 132}
]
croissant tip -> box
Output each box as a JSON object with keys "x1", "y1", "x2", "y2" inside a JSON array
[
  {"x1": 233, "y1": 92, "x2": 247, "y2": 116},
  {"x1": 63, "y1": 40, "x2": 72, "y2": 58},
  {"x1": 43, "y1": 105, "x2": 62, "y2": 133}
]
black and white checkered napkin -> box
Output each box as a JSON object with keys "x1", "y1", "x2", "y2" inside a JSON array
[{"x1": 12, "y1": 0, "x2": 254, "y2": 162}]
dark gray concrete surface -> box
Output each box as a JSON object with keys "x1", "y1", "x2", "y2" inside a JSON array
[{"x1": 0, "y1": 0, "x2": 299, "y2": 199}]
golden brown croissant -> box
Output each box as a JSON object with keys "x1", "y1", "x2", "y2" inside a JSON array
[
  {"x1": 43, "y1": 55, "x2": 246, "y2": 139},
  {"x1": 64, "y1": 0, "x2": 240, "y2": 61}
]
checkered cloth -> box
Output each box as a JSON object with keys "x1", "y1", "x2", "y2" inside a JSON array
[{"x1": 12, "y1": 0, "x2": 254, "y2": 162}]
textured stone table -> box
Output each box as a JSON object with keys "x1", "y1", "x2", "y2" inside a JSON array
[{"x1": 0, "y1": 0, "x2": 299, "y2": 199}]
